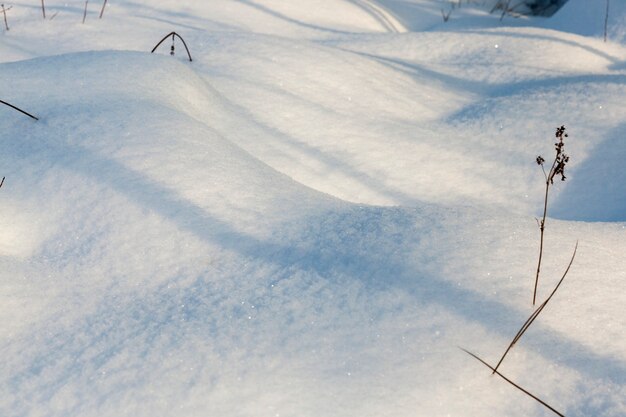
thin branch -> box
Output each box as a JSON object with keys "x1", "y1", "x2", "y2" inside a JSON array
[
  {"x1": 604, "y1": 0, "x2": 610, "y2": 43},
  {"x1": 460, "y1": 348, "x2": 566, "y2": 417},
  {"x1": 533, "y1": 127, "x2": 569, "y2": 305},
  {"x1": 533, "y1": 169, "x2": 552, "y2": 305},
  {"x1": 41, "y1": 0, "x2": 46, "y2": 19},
  {"x1": 1, "y1": 4, "x2": 12, "y2": 31},
  {"x1": 0, "y1": 177, "x2": 4, "y2": 188},
  {"x1": 151, "y1": 31, "x2": 193, "y2": 62},
  {"x1": 493, "y1": 242, "x2": 578, "y2": 373},
  {"x1": 83, "y1": 0, "x2": 88, "y2": 24},
  {"x1": 99, "y1": 0, "x2": 107, "y2": 19},
  {"x1": 0, "y1": 99, "x2": 39, "y2": 120},
  {"x1": 441, "y1": 8, "x2": 452, "y2": 22}
]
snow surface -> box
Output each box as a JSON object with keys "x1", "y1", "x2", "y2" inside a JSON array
[{"x1": 1, "y1": 1, "x2": 625, "y2": 416}]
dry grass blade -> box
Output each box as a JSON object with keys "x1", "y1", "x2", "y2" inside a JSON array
[
  {"x1": 83, "y1": 0, "x2": 88, "y2": 24},
  {"x1": 99, "y1": 0, "x2": 108, "y2": 19},
  {"x1": 0, "y1": 99, "x2": 39, "y2": 120},
  {"x1": 460, "y1": 347, "x2": 566, "y2": 417},
  {"x1": 493, "y1": 241, "x2": 578, "y2": 373},
  {"x1": 441, "y1": 8, "x2": 452, "y2": 22},
  {"x1": 604, "y1": 0, "x2": 610, "y2": 43}
]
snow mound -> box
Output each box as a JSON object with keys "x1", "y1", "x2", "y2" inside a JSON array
[{"x1": 1, "y1": 1, "x2": 626, "y2": 417}]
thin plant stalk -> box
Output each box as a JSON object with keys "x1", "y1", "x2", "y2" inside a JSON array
[
  {"x1": 41, "y1": 0, "x2": 45, "y2": 19},
  {"x1": 83, "y1": 0, "x2": 88, "y2": 23},
  {"x1": 604, "y1": 0, "x2": 610, "y2": 42},
  {"x1": 493, "y1": 241, "x2": 578, "y2": 373},
  {"x1": 0, "y1": 177, "x2": 4, "y2": 188},
  {"x1": 1, "y1": 4, "x2": 11, "y2": 31},
  {"x1": 99, "y1": 0, "x2": 107, "y2": 19},
  {"x1": 441, "y1": 8, "x2": 452, "y2": 22},
  {"x1": 461, "y1": 348, "x2": 565, "y2": 417},
  {"x1": 0, "y1": 99, "x2": 39, "y2": 120},
  {"x1": 533, "y1": 159, "x2": 555, "y2": 305},
  {"x1": 533, "y1": 126, "x2": 569, "y2": 305}
]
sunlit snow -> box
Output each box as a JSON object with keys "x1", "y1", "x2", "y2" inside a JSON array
[{"x1": 1, "y1": 1, "x2": 625, "y2": 416}]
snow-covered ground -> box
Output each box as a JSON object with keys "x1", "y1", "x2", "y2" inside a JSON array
[{"x1": 1, "y1": 1, "x2": 625, "y2": 416}]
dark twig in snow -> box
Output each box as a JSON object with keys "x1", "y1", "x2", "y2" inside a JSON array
[
  {"x1": 533, "y1": 126, "x2": 569, "y2": 305},
  {"x1": 83, "y1": 0, "x2": 88, "y2": 23},
  {"x1": 99, "y1": 0, "x2": 107, "y2": 19},
  {"x1": 460, "y1": 348, "x2": 566, "y2": 417},
  {"x1": 151, "y1": 31, "x2": 193, "y2": 62},
  {"x1": 605, "y1": 0, "x2": 610, "y2": 42},
  {"x1": 441, "y1": 8, "x2": 452, "y2": 22},
  {"x1": 493, "y1": 241, "x2": 578, "y2": 373},
  {"x1": 1, "y1": 4, "x2": 11, "y2": 31},
  {"x1": 0, "y1": 99, "x2": 39, "y2": 120}
]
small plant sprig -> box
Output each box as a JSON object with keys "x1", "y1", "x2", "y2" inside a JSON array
[
  {"x1": 461, "y1": 126, "x2": 578, "y2": 416},
  {"x1": 533, "y1": 125, "x2": 569, "y2": 305}
]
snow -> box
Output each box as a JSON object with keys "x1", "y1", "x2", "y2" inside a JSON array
[{"x1": 1, "y1": 1, "x2": 625, "y2": 416}]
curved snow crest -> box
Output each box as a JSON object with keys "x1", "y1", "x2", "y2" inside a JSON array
[
  {"x1": 1, "y1": 2, "x2": 626, "y2": 416},
  {"x1": 0, "y1": 50, "x2": 343, "y2": 213}
]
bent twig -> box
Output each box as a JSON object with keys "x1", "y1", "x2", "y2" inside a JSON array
[
  {"x1": 151, "y1": 31, "x2": 193, "y2": 62},
  {"x1": 461, "y1": 348, "x2": 565, "y2": 417}
]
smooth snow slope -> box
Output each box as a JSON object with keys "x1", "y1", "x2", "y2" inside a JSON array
[{"x1": 1, "y1": 1, "x2": 625, "y2": 417}]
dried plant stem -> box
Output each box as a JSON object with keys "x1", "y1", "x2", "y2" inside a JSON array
[
  {"x1": 41, "y1": 0, "x2": 46, "y2": 19},
  {"x1": 533, "y1": 162, "x2": 553, "y2": 305},
  {"x1": 604, "y1": 0, "x2": 610, "y2": 42},
  {"x1": 0, "y1": 177, "x2": 4, "y2": 188},
  {"x1": 441, "y1": 8, "x2": 452, "y2": 22},
  {"x1": 460, "y1": 348, "x2": 566, "y2": 417},
  {"x1": 0, "y1": 99, "x2": 39, "y2": 120},
  {"x1": 151, "y1": 31, "x2": 193, "y2": 62},
  {"x1": 494, "y1": 242, "x2": 578, "y2": 373},
  {"x1": 1, "y1": 4, "x2": 11, "y2": 31},
  {"x1": 99, "y1": 0, "x2": 108, "y2": 19},
  {"x1": 83, "y1": 0, "x2": 88, "y2": 23},
  {"x1": 533, "y1": 127, "x2": 569, "y2": 305}
]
